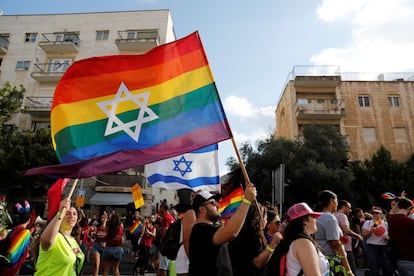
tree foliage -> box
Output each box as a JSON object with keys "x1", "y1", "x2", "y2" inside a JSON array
[{"x1": 0, "y1": 83, "x2": 57, "y2": 198}]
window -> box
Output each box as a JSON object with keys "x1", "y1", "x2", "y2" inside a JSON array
[
  {"x1": 388, "y1": 96, "x2": 400, "y2": 107},
  {"x1": 280, "y1": 109, "x2": 285, "y2": 125},
  {"x1": 358, "y1": 96, "x2": 370, "y2": 107},
  {"x1": 33, "y1": 121, "x2": 50, "y2": 131},
  {"x1": 96, "y1": 30, "x2": 109, "y2": 40},
  {"x1": 25, "y1": 33, "x2": 37, "y2": 43},
  {"x1": 393, "y1": 128, "x2": 408, "y2": 143},
  {"x1": 0, "y1": 33, "x2": 10, "y2": 49},
  {"x1": 16, "y1": 61, "x2": 30, "y2": 71},
  {"x1": 317, "y1": 99, "x2": 325, "y2": 104},
  {"x1": 297, "y1": 99, "x2": 308, "y2": 105},
  {"x1": 363, "y1": 128, "x2": 376, "y2": 142},
  {"x1": 47, "y1": 58, "x2": 72, "y2": 73}
]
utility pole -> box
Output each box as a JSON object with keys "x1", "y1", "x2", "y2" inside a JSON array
[{"x1": 272, "y1": 164, "x2": 285, "y2": 215}]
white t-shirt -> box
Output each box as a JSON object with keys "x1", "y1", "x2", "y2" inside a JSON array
[
  {"x1": 362, "y1": 219, "x2": 388, "y2": 245},
  {"x1": 174, "y1": 222, "x2": 189, "y2": 274}
]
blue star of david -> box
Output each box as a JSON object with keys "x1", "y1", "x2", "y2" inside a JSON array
[{"x1": 173, "y1": 156, "x2": 193, "y2": 177}]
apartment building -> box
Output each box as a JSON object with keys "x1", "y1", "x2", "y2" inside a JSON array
[
  {"x1": 275, "y1": 65, "x2": 414, "y2": 163},
  {"x1": 0, "y1": 10, "x2": 178, "y2": 215}
]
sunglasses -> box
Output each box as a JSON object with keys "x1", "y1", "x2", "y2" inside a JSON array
[{"x1": 203, "y1": 200, "x2": 218, "y2": 207}]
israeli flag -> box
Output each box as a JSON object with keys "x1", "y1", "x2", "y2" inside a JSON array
[{"x1": 145, "y1": 144, "x2": 220, "y2": 192}]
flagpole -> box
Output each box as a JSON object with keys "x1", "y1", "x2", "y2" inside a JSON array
[
  {"x1": 59, "y1": 178, "x2": 79, "y2": 219},
  {"x1": 230, "y1": 137, "x2": 263, "y2": 218}
]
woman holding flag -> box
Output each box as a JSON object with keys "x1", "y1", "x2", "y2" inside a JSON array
[{"x1": 34, "y1": 198, "x2": 84, "y2": 276}]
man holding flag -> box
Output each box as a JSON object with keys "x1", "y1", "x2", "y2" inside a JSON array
[{"x1": 188, "y1": 181, "x2": 257, "y2": 276}]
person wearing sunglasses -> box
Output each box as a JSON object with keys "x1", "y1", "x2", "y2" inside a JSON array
[
  {"x1": 264, "y1": 210, "x2": 282, "y2": 244},
  {"x1": 188, "y1": 182, "x2": 256, "y2": 276},
  {"x1": 228, "y1": 203, "x2": 283, "y2": 276}
]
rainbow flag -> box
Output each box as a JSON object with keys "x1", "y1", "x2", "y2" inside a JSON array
[
  {"x1": 218, "y1": 186, "x2": 244, "y2": 218},
  {"x1": 6, "y1": 227, "x2": 31, "y2": 265},
  {"x1": 129, "y1": 220, "x2": 143, "y2": 237},
  {"x1": 381, "y1": 192, "x2": 395, "y2": 199},
  {"x1": 25, "y1": 32, "x2": 232, "y2": 178}
]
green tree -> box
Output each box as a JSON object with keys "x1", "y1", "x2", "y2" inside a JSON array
[
  {"x1": 0, "y1": 82, "x2": 57, "y2": 198},
  {"x1": 231, "y1": 124, "x2": 353, "y2": 207},
  {"x1": 0, "y1": 81, "x2": 25, "y2": 127},
  {"x1": 351, "y1": 146, "x2": 411, "y2": 209},
  {"x1": 292, "y1": 124, "x2": 353, "y2": 201}
]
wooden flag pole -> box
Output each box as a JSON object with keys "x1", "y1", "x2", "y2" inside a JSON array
[
  {"x1": 230, "y1": 137, "x2": 263, "y2": 218},
  {"x1": 59, "y1": 178, "x2": 79, "y2": 219}
]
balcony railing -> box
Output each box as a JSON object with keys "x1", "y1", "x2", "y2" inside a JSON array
[
  {"x1": 295, "y1": 99, "x2": 345, "y2": 120},
  {"x1": 31, "y1": 62, "x2": 71, "y2": 82},
  {"x1": 0, "y1": 35, "x2": 9, "y2": 54},
  {"x1": 38, "y1": 32, "x2": 80, "y2": 53},
  {"x1": 25, "y1": 96, "x2": 53, "y2": 112},
  {"x1": 115, "y1": 30, "x2": 159, "y2": 51}
]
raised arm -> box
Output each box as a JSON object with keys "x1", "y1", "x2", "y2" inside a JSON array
[
  {"x1": 40, "y1": 198, "x2": 70, "y2": 251},
  {"x1": 213, "y1": 182, "x2": 257, "y2": 245}
]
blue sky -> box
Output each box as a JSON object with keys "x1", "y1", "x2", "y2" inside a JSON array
[{"x1": 1, "y1": 0, "x2": 414, "y2": 175}]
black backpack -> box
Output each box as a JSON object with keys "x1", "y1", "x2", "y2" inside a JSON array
[{"x1": 160, "y1": 219, "x2": 182, "y2": 260}]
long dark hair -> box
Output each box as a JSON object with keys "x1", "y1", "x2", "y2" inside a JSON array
[
  {"x1": 106, "y1": 213, "x2": 121, "y2": 240},
  {"x1": 280, "y1": 215, "x2": 318, "y2": 253}
]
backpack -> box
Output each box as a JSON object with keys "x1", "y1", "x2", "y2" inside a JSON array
[{"x1": 160, "y1": 219, "x2": 182, "y2": 260}]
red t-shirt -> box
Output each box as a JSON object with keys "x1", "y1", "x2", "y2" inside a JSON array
[
  {"x1": 106, "y1": 224, "x2": 124, "y2": 247},
  {"x1": 162, "y1": 213, "x2": 176, "y2": 229},
  {"x1": 140, "y1": 224, "x2": 156, "y2": 247}
]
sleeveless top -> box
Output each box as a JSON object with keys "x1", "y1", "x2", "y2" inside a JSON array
[
  {"x1": 106, "y1": 225, "x2": 124, "y2": 247},
  {"x1": 286, "y1": 240, "x2": 330, "y2": 276}
]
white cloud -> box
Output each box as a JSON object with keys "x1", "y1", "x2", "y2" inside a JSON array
[
  {"x1": 313, "y1": 0, "x2": 414, "y2": 72},
  {"x1": 223, "y1": 95, "x2": 275, "y2": 142}
]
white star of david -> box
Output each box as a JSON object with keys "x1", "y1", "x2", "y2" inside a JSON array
[
  {"x1": 173, "y1": 156, "x2": 193, "y2": 177},
  {"x1": 96, "y1": 82, "x2": 158, "y2": 141}
]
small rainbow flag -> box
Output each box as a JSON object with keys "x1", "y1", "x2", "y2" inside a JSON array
[
  {"x1": 128, "y1": 220, "x2": 143, "y2": 237},
  {"x1": 218, "y1": 187, "x2": 244, "y2": 218},
  {"x1": 381, "y1": 192, "x2": 396, "y2": 200}
]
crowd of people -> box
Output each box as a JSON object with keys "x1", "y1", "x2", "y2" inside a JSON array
[{"x1": 1, "y1": 185, "x2": 414, "y2": 276}]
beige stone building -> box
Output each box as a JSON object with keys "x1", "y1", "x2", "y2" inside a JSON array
[
  {"x1": 275, "y1": 65, "x2": 414, "y2": 163},
  {"x1": 0, "y1": 10, "x2": 178, "y2": 216}
]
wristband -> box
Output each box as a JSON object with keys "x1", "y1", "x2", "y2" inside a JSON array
[
  {"x1": 242, "y1": 198, "x2": 252, "y2": 206},
  {"x1": 56, "y1": 210, "x2": 62, "y2": 220},
  {"x1": 265, "y1": 245, "x2": 274, "y2": 254}
]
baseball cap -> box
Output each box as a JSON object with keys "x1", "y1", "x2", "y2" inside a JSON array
[
  {"x1": 372, "y1": 206, "x2": 383, "y2": 214},
  {"x1": 192, "y1": 190, "x2": 221, "y2": 210},
  {"x1": 287, "y1": 202, "x2": 322, "y2": 221}
]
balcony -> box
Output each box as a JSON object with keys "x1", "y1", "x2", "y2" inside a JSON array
[
  {"x1": 0, "y1": 35, "x2": 9, "y2": 54},
  {"x1": 31, "y1": 62, "x2": 71, "y2": 83},
  {"x1": 295, "y1": 100, "x2": 345, "y2": 120},
  {"x1": 115, "y1": 30, "x2": 159, "y2": 51},
  {"x1": 24, "y1": 96, "x2": 53, "y2": 117},
  {"x1": 39, "y1": 32, "x2": 80, "y2": 53}
]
